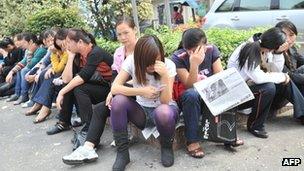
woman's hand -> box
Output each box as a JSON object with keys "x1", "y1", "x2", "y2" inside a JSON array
[
  {"x1": 284, "y1": 73, "x2": 290, "y2": 84},
  {"x1": 0, "y1": 48, "x2": 8, "y2": 57},
  {"x1": 44, "y1": 68, "x2": 54, "y2": 79},
  {"x1": 154, "y1": 60, "x2": 168, "y2": 77},
  {"x1": 276, "y1": 42, "x2": 289, "y2": 53},
  {"x1": 189, "y1": 45, "x2": 206, "y2": 67},
  {"x1": 35, "y1": 73, "x2": 40, "y2": 83},
  {"x1": 105, "y1": 92, "x2": 113, "y2": 110},
  {"x1": 141, "y1": 86, "x2": 159, "y2": 99},
  {"x1": 25, "y1": 74, "x2": 36, "y2": 83},
  {"x1": 56, "y1": 91, "x2": 64, "y2": 110},
  {"x1": 67, "y1": 50, "x2": 76, "y2": 60},
  {"x1": 5, "y1": 72, "x2": 14, "y2": 83}
]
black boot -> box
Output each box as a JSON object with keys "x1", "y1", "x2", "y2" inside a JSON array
[
  {"x1": 0, "y1": 82, "x2": 13, "y2": 97},
  {"x1": 112, "y1": 131, "x2": 130, "y2": 171},
  {"x1": 160, "y1": 136, "x2": 174, "y2": 167}
]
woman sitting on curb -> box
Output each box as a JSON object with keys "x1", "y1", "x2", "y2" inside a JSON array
[
  {"x1": 62, "y1": 17, "x2": 138, "y2": 165},
  {"x1": 26, "y1": 28, "x2": 69, "y2": 123},
  {"x1": 228, "y1": 27, "x2": 304, "y2": 139},
  {"x1": 171, "y1": 28, "x2": 244, "y2": 159},
  {"x1": 110, "y1": 35, "x2": 179, "y2": 170}
]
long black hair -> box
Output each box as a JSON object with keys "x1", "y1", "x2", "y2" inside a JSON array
[
  {"x1": 275, "y1": 20, "x2": 298, "y2": 36},
  {"x1": 134, "y1": 35, "x2": 165, "y2": 85},
  {"x1": 22, "y1": 32, "x2": 39, "y2": 45},
  {"x1": 177, "y1": 28, "x2": 207, "y2": 50},
  {"x1": 54, "y1": 28, "x2": 68, "y2": 51},
  {"x1": 238, "y1": 27, "x2": 286, "y2": 70},
  {"x1": 0, "y1": 37, "x2": 14, "y2": 49},
  {"x1": 67, "y1": 29, "x2": 96, "y2": 45}
]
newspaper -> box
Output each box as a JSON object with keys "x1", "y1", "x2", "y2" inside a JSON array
[
  {"x1": 194, "y1": 68, "x2": 254, "y2": 116},
  {"x1": 141, "y1": 122, "x2": 184, "y2": 140}
]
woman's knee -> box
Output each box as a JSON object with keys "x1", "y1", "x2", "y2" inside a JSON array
[
  {"x1": 73, "y1": 84, "x2": 88, "y2": 96},
  {"x1": 154, "y1": 104, "x2": 177, "y2": 124},
  {"x1": 181, "y1": 88, "x2": 200, "y2": 102},
  {"x1": 20, "y1": 68, "x2": 29, "y2": 76},
  {"x1": 262, "y1": 83, "x2": 276, "y2": 97},
  {"x1": 111, "y1": 95, "x2": 131, "y2": 110}
]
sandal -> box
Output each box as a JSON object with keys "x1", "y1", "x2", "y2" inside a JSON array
[
  {"x1": 33, "y1": 110, "x2": 51, "y2": 124},
  {"x1": 25, "y1": 103, "x2": 42, "y2": 116},
  {"x1": 187, "y1": 143, "x2": 205, "y2": 158}
]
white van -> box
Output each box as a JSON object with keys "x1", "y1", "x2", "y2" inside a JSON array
[{"x1": 204, "y1": 0, "x2": 304, "y2": 33}]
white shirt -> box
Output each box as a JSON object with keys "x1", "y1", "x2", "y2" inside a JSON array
[
  {"x1": 121, "y1": 55, "x2": 177, "y2": 107},
  {"x1": 227, "y1": 42, "x2": 286, "y2": 84}
]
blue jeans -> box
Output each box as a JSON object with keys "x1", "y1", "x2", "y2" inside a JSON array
[
  {"x1": 31, "y1": 69, "x2": 48, "y2": 99},
  {"x1": 273, "y1": 81, "x2": 304, "y2": 119},
  {"x1": 180, "y1": 88, "x2": 207, "y2": 143},
  {"x1": 14, "y1": 67, "x2": 31, "y2": 97},
  {"x1": 32, "y1": 74, "x2": 57, "y2": 108}
]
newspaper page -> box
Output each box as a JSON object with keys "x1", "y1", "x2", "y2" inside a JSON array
[
  {"x1": 193, "y1": 68, "x2": 254, "y2": 116},
  {"x1": 141, "y1": 122, "x2": 184, "y2": 140}
]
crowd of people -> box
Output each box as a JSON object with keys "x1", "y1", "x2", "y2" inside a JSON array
[{"x1": 0, "y1": 17, "x2": 303, "y2": 170}]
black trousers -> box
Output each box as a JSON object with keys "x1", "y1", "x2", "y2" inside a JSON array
[
  {"x1": 85, "y1": 101, "x2": 110, "y2": 146},
  {"x1": 238, "y1": 83, "x2": 276, "y2": 130},
  {"x1": 272, "y1": 80, "x2": 304, "y2": 119},
  {"x1": 84, "y1": 83, "x2": 134, "y2": 146},
  {"x1": 73, "y1": 83, "x2": 110, "y2": 132},
  {"x1": 58, "y1": 89, "x2": 77, "y2": 125}
]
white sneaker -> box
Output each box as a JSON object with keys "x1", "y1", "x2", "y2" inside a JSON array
[
  {"x1": 62, "y1": 146, "x2": 98, "y2": 165},
  {"x1": 21, "y1": 100, "x2": 34, "y2": 108}
]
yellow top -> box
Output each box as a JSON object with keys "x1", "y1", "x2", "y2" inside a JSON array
[{"x1": 50, "y1": 51, "x2": 68, "y2": 73}]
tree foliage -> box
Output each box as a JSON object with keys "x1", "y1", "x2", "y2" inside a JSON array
[
  {"x1": 86, "y1": 0, "x2": 153, "y2": 40},
  {"x1": 26, "y1": 7, "x2": 86, "y2": 34},
  {"x1": 0, "y1": 0, "x2": 79, "y2": 36}
]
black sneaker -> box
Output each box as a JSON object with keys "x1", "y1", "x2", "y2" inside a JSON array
[
  {"x1": 46, "y1": 122, "x2": 70, "y2": 135},
  {"x1": 6, "y1": 94, "x2": 19, "y2": 102},
  {"x1": 248, "y1": 129, "x2": 268, "y2": 138}
]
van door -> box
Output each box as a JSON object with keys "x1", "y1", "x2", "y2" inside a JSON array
[
  {"x1": 272, "y1": 0, "x2": 304, "y2": 33},
  {"x1": 232, "y1": 0, "x2": 273, "y2": 29}
]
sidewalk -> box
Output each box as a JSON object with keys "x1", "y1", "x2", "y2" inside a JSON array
[{"x1": 0, "y1": 98, "x2": 303, "y2": 171}]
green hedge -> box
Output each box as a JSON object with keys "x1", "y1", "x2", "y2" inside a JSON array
[
  {"x1": 26, "y1": 7, "x2": 86, "y2": 34},
  {"x1": 96, "y1": 26, "x2": 267, "y2": 67}
]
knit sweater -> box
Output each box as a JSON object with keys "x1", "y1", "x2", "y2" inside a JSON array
[
  {"x1": 50, "y1": 51, "x2": 68, "y2": 73},
  {"x1": 11, "y1": 47, "x2": 47, "y2": 73}
]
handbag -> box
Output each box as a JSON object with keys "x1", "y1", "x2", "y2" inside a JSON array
[{"x1": 199, "y1": 108, "x2": 237, "y2": 143}]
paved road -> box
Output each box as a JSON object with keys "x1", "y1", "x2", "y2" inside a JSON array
[{"x1": 0, "y1": 98, "x2": 304, "y2": 171}]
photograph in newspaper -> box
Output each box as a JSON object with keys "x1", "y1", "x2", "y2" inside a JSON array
[
  {"x1": 204, "y1": 79, "x2": 228, "y2": 103},
  {"x1": 194, "y1": 68, "x2": 254, "y2": 116}
]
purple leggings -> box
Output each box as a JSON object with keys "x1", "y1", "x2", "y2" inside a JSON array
[{"x1": 110, "y1": 95, "x2": 179, "y2": 137}]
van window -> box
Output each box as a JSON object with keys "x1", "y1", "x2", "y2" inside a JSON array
[
  {"x1": 239, "y1": 0, "x2": 271, "y2": 11},
  {"x1": 280, "y1": 0, "x2": 304, "y2": 9},
  {"x1": 216, "y1": 0, "x2": 235, "y2": 12}
]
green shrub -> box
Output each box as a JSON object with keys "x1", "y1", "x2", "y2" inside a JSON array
[
  {"x1": 96, "y1": 39, "x2": 120, "y2": 55},
  {"x1": 145, "y1": 26, "x2": 267, "y2": 68},
  {"x1": 26, "y1": 7, "x2": 86, "y2": 34}
]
